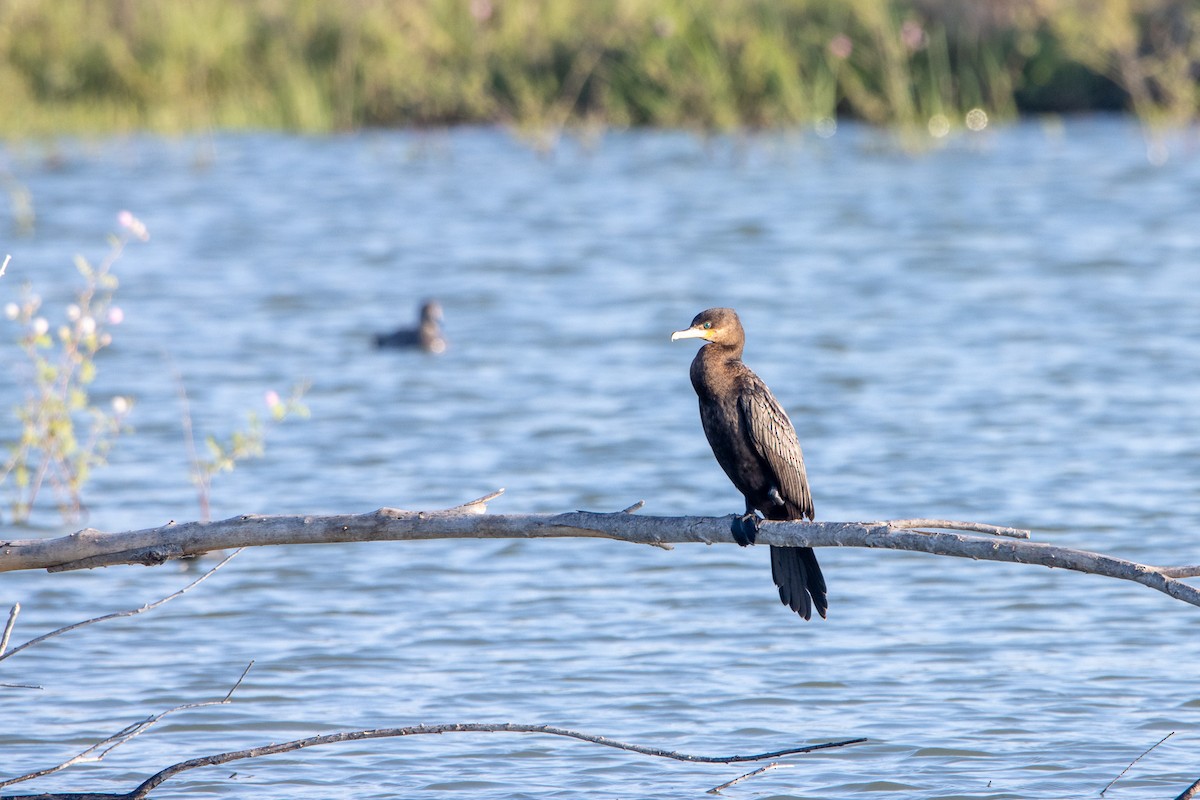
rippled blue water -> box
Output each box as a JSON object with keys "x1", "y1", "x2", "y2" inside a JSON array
[{"x1": 2, "y1": 119, "x2": 1199, "y2": 799}]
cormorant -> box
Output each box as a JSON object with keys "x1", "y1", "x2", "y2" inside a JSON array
[
  {"x1": 671, "y1": 307, "x2": 828, "y2": 620},
  {"x1": 375, "y1": 300, "x2": 446, "y2": 354}
]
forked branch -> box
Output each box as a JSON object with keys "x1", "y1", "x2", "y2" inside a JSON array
[
  {"x1": 0, "y1": 663, "x2": 253, "y2": 791},
  {"x1": 1, "y1": 722, "x2": 865, "y2": 800}
]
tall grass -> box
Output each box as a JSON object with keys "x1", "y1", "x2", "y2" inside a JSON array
[
  {"x1": 0, "y1": 0, "x2": 1194, "y2": 137},
  {"x1": 1048, "y1": 0, "x2": 1200, "y2": 127}
]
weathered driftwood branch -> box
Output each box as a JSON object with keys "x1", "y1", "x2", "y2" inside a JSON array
[
  {"x1": 1, "y1": 723, "x2": 865, "y2": 800},
  {"x1": 0, "y1": 663, "x2": 254, "y2": 792},
  {"x1": 2, "y1": 491, "x2": 1197, "y2": 608}
]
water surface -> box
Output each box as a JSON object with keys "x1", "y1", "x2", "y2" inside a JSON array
[{"x1": 1, "y1": 120, "x2": 1199, "y2": 798}]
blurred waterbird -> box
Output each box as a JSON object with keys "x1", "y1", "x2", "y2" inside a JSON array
[
  {"x1": 375, "y1": 300, "x2": 446, "y2": 354},
  {"x1": 672, "y1": 307, "x2": 827, "y2": 620}
]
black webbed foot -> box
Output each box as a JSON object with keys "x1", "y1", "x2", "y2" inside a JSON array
[{"x1": 732, "y1": 511, "x2": 761, "y2": 546}]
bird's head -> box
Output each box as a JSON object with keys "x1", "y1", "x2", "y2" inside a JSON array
[
  {"x1": 671, "y1": 307, "x2": 744, "y2": 348},
  {"x1": 420, "y1": 300, "x2": 444, "y2": 324}
]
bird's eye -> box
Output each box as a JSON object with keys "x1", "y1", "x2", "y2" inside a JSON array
[{"x1": 703, "y1": 322, "x2": 713, "y2": 330}]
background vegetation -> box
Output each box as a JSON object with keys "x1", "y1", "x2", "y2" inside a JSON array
[{"x1": 0, "y1": 0, "x2": 1196, "y2": 136}]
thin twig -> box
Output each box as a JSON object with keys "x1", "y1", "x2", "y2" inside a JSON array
[
  {"x1": 0, "y1": 254, "x2": 11, "y2": 277},
  {"x1": 0, "y1": 683, "x2": 41, "y2": 690},
  {"x1": 0, "y1": 550, "x2": 240, "y2": 664},
  {"x1": 1, "y1": 726, "x2": 865, "y2": 800},
  {"x1": 1100, "y1": 731, "x2": 1174, "y2": 795},
  {"x1": 0, "y1": 603, "x2": 19, "y2": 655},
  {"x1": 169, "y1": 362, "x2": 208, "y2": 523},
  {"x1": 0, "y1": 662, "x2": 253, "y2": 790},
  {"x1": 883, "y1": 519, "x2": 1030, "y2": 539},
  {"x1": 707, "y1": 762, "x2": 792, "y2": 794}
]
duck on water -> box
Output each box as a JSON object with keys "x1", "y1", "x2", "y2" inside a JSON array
[
  {"x1": 375, "y1": 300, "x2": 446, "y2": 354},
  {"x1": 672, "y1": 307, "x2": 828, "y2": 620}
]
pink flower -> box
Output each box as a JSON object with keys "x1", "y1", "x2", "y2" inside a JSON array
[
  {"x1": 117, "y1": 210, "x2": 149, "y2": 241},
  {"x1": 828, "y1": 34, "x2": 853, "y2": 60},
  {"x1": 108, "y1": 307, "x2": 124, "y2": 325},
  {"x1": 470, "y1": 0, "x2": 492, "y2": 22},
  {"x1": 264, "y1": 390, "x2": 282, "y2": 409},
  {"x1": 901, "y1": 20, "x2": 927, "y2": 51}
]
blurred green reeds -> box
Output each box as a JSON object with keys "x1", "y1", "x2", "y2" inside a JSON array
[{"x1": 0, "y1": 0, "x2": 1195, "y2": 137}]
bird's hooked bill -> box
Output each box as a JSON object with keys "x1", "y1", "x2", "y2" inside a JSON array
[{"x1": 671, "y1": 327, "x2": 709, "y2": 342}]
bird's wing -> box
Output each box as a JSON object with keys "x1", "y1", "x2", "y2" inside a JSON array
[{"x1": 738, "y1": 377, "x2": 814, "y2": 520}]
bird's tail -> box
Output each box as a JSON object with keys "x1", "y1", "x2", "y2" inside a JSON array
[{"x1": 770, "y1": 546, "x2": 828, "y2": 620}]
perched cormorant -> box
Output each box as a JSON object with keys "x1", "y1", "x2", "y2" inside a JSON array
[
  {"x1": 375, "y1": 300, "x2": 446, "y2": 354},
  {"x1": 672, "y1": 307, "x2": 828, "y2": 620}
]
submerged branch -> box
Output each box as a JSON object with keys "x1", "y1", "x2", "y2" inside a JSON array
[
  {"x1": 1, "y1": 723, "x2": 865, "y2": 800},
  {"x1": 0, "y1": 491, "x2": 1196, "y2": 609},
  {"x1": 0, "y1": 663, "x2": 253, "y2": 791}
]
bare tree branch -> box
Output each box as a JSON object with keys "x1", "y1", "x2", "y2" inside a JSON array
[
  {"x1": 707, "y1": 762, "x2": 792, "y2": 794},
  {"x1": 1, "y1": 603, "x2": 18, "y2": 655},
  {"x1": 1100, "y1": 731, "x2": 1174, "y2": 796},
  {"x1": 0, "y1": 663, "x2": 253, "y2": 791},
  {"x1": 2, "y1": 723, "x2": 865, "y2": 800},
  {"x1": 0, "y1": 492, "x2": 1196, "y2": 610},
  {"x1": 0, "y1": 550, "x2": 241, "y2": 664}
]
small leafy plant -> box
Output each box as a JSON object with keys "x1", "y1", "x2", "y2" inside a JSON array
[
  {"x1": 3, "y1": 213, "x2": 312, "y2": 527},
  {"x1": 183, "y1": 382, "x2": 310, "y2": 523},
  {"x1": 1, "y1": 213, "x2": 143, "y2": 524}
]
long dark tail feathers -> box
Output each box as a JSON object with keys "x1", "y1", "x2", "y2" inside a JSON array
[{"x1": 770, "y1": 546, "x2": 828, "y2": 621}]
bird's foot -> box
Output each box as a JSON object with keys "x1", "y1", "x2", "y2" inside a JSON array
[{"x1": 732, "y1": 512, "x2": 761, "y2": 546}]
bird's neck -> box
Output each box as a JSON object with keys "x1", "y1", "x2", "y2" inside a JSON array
[
  {"x1": 690, "y1": 342, "x2": 742, "y2": 398},
  {"x1": 701, "y1": 341, "x2": 742, "y2": 363}
]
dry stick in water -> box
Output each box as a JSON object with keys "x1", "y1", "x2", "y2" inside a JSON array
[
  {"x1": 707, "y1": 762, "x2": 793, "y2": 794},
  {"x1": 0, "y1": 603, "x2": 18, "y2": 655},
  {"x1": 2, "y1": 724, "x2": 866, "y2": 800},
  {"x1": 0, "y1": 663, "x2": 254, "y2": 791},
  {"x1": 0, "y1": 550, "x2": 241, "y2": 664},
  {"x1": 1099, "y1": 731, "x2": 1174, "y2": 796}
]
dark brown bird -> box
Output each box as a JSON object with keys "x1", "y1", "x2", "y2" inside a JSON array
[
  {"x1": 375, "y1": 299, "x2": 446, "y2": 354},
  {"x1": 672, "y1": 307, "x2": 827, "y2": 619}
]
